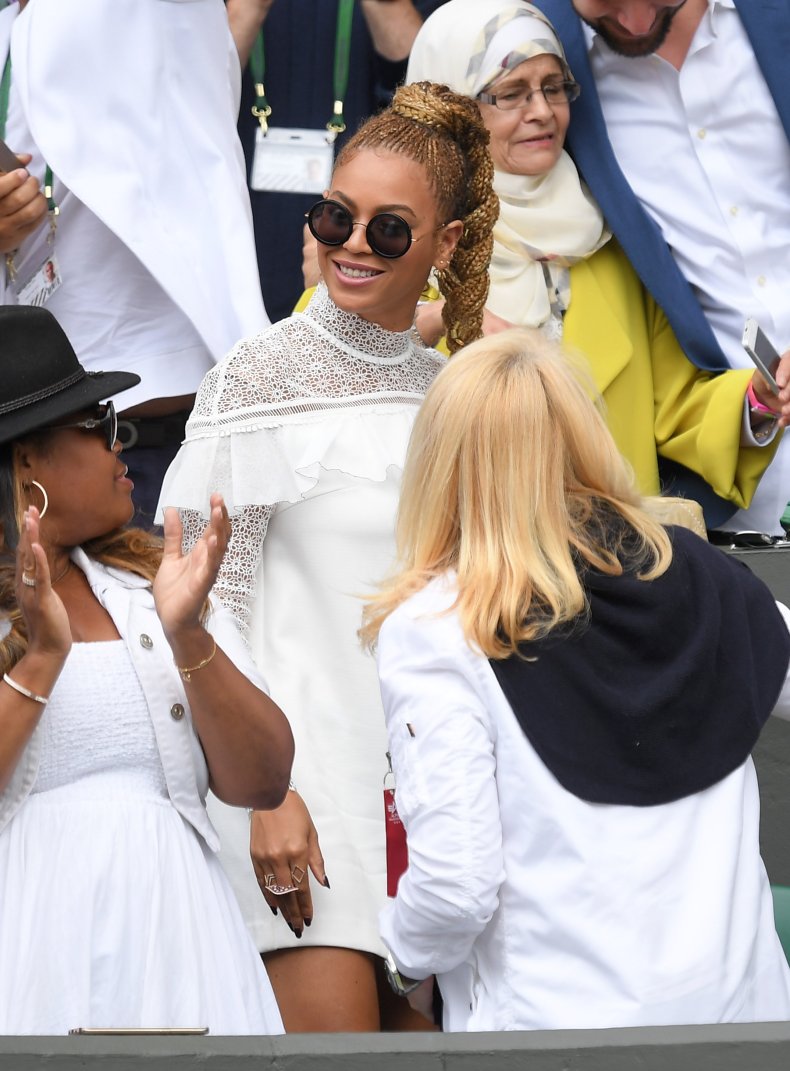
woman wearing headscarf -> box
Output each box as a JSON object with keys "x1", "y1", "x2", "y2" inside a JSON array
[{"x1": 408, "y1": 0, "x2": 790, "y2": 522}]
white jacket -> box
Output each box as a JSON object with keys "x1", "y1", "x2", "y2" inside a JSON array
[
  {"x1": 377, "y1": 577, "x2": 790, "y2": 1031},
  {"x1": 0, "y1": 550, "x2": 267, "y2": 849}
]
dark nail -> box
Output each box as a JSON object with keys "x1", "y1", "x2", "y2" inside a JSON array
[
  {"x1": 304, "y1": 917, "x2": 312, "y2": 927},
  {"x1": 293, "y1": 929, "x2": 303, "y2": 940},
  {"x1": 270, "y1": 906, "x2": 278, "y2": 917},
  {"x1": 322, "y1": 876, "x2": 331, "y2": 889}
]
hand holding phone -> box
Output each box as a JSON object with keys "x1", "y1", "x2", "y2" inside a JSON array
[
  {"x1": 0, "y1": 136, "x2": 22, "y2": 173},
  {"x1": 742, "y1": 318, "x2": 781, "y2": 395}
]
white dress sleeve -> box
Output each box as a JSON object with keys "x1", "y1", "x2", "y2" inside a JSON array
[
  {"x1": 376, "y1": 599, "x2": 506, "y2": 978},
  {"x1": 180, "y1": 506, "x2": 274, "y2": 637}
]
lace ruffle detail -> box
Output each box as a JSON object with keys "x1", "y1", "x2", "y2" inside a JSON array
[
  {"x1": 161, "y1": 288, "x2": 443, "y2": 631},
  {"x1": 186, "y1": 284, "x2": 443, "y2": 437},
  {"x1": 180, "y1": 507, "x2": 273, "y2": 635},
  {"x1": 160, "y1": 405, "x2": 420, "y2": 515}
]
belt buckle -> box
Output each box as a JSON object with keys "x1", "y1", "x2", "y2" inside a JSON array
[{"x1": 116, "y1": 419, "x2": 139, "y2": 449}]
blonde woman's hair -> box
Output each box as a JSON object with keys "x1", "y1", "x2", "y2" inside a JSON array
[
  {"x1": 335, "y1": 81, "x2": 498, "y2": 353},
  {"x1": 0, "y1": 435, "x2": 163, "y2": 675},
  {"x1": 361, "y1": 329, "x2": 673, "y2": 658}
]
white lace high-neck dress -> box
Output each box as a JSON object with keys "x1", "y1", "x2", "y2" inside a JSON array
[
  {"x1": 158, "y1": 285, "x2": 446, "y2": 955},
  {"x1": 0, "y1": 639, "x2": 283, "y2": 1034}
]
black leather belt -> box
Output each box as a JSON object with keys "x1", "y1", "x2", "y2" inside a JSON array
[{"x1": 116, "y1": 410, "x2": 190, "y2": 450}]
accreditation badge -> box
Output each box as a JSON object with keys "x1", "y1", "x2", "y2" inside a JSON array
[
  {"x1": 16, "y1": 253, "x2": 62, "y2": 307},
  {"x1": 250, "y1": 127, "x2": 335, "y2": 195}
]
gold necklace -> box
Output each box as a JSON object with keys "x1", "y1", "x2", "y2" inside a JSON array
[{"x1": 50, "y1": 560, "x2": 72, "y2": 585}]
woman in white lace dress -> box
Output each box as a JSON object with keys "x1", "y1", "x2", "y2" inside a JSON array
[
  {"x1": 157, "y1": 82, "x2": 498, "y2": 1030},
  {"x1": 0, "y1": 306, "x2": 293, "y2": 1034}
]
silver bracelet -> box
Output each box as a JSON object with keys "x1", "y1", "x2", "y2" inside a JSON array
[{"x1": 3, "y1": 672, "x2": 48, "y2": 706}]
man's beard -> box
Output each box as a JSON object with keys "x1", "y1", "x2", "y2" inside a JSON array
[{"x1": 579, "y1": 3, "x2": 686, "y2": 58}]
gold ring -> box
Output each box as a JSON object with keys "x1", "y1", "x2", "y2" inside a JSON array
[
  {"x1": 291, "y1": 865, "x2": 306, "y2": 885},
  {"x1": 263, "y1": 873, "x2": 277, "y2": 889}
]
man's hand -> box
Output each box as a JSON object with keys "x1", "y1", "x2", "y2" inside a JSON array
[{"x1": 0, "y1": 155, "x2": 47, "y2": 254}]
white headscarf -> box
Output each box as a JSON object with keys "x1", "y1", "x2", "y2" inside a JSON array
[{"x1": 407, "y1": 0, "x2": 610, "y2": 334}]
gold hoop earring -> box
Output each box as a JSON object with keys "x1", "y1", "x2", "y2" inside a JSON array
[{"x1": 28, "y1": 480, "x2": 49, "y2": 519}]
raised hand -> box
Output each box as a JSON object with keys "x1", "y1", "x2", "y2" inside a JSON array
[
  {"x1": 154, "y1": 493, "x2": 232, "y2": 638},
  {"x1": 15, "y1": 507, "x2": 71, "y2": 661}
]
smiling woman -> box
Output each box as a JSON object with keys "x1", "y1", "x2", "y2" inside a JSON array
[
  {"x1": 157, "y1": 81, "x2": 498, "y2": 1032},
  {"x1": 0, "y1": 306, "x2": 293, "y2": 1034}
]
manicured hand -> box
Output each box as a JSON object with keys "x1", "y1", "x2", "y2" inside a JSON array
[{"x1": 250, "y1": 790, "x2": 328, "y2": 938}]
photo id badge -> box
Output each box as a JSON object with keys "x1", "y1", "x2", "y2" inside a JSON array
[
  {"x1": 251, "y1": 127, "x2": 335, "y2": 195},
  {"x1": 16, "y1": 253, "x2": 62, "y2": 307}
]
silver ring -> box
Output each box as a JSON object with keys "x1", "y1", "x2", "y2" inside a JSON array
[{"x1": 21, "y1": 573, "x2": 36, "y2": 588}]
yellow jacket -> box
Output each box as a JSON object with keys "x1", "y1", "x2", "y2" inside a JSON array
[
  {"x1": 296, "y1": 243, "x2": 778, "y2": 510},
  {"x1": 565, "y1": 240, "x2": 777, "y2": 509}
]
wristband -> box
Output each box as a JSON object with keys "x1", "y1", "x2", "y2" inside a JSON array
[{"x1": 747, "y1": 380, "x2": 780, "y2": 417}]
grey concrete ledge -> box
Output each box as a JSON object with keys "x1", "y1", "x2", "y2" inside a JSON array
[{"x1": 3, "y1": 1022, "x2": 790, "y2": 1071}]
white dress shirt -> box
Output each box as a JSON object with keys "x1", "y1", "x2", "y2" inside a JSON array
[{"x1": 585, "y1": 0, "x2": 790, "y2": 533}]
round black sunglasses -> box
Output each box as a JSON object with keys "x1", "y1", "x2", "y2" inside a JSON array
[{"x1": 306, "y1": 199, "x2": 424, "y2": 260}]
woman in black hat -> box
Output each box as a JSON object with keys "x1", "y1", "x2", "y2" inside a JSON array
[{"x1": 0, "y1": 306, "x2": 293, "y2": 1034}]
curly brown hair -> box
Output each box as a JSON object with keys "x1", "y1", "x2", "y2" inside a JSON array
[{"x1": 335, "y1": 81, "x2": 498, "y2": 354}]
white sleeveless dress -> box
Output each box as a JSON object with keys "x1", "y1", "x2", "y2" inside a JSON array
[{"x1": 0, "y1": 641, "x2": 283, "y2": 1035}]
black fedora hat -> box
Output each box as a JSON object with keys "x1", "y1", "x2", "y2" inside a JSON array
[{"x1": 0, "y1": 306, "x2": 140, "y2": 446}]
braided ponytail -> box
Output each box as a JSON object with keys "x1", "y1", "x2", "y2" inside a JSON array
[{"x1": 335, "y1": 81, "x2": 498, "y2": 353}]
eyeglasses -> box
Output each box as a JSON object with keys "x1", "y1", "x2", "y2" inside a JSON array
[
  {"x1": 306, "y1": 199, "x2": 428, "y2": 259},
  {"x1": 47, "y1": 401, "x2": 118, "y2": 451},
  {"x1": 478, "y1": 79, "x2": 581, "y2": 112}
]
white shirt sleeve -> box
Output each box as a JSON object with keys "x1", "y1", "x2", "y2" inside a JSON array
[{"x1": 376, "y1": 601, "x2": 506, "y2": 978}]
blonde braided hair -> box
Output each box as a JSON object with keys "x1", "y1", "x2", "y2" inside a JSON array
[{"x1": 335, "y1": 81, "x2": 498, "y2": 353}]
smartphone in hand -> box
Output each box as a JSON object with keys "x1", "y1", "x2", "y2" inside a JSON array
[
  {"x1": 0, "y1": 136, "x2": 21, "y2": 173},
  {"x1": 743, "y1": 318, "x2": 781, "y2": 395}
]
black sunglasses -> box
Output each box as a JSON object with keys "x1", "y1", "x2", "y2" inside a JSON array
[
  {"x1": 306, "y1": 199, "x2": 425, "y2": 259},
  {"x1": 47, "y1": 401, "x2": 118, "y2": 451}
]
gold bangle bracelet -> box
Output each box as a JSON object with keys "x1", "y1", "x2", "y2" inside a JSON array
[{"x1": 176, "y1": 637, "x2": 217, "y2": 682}]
